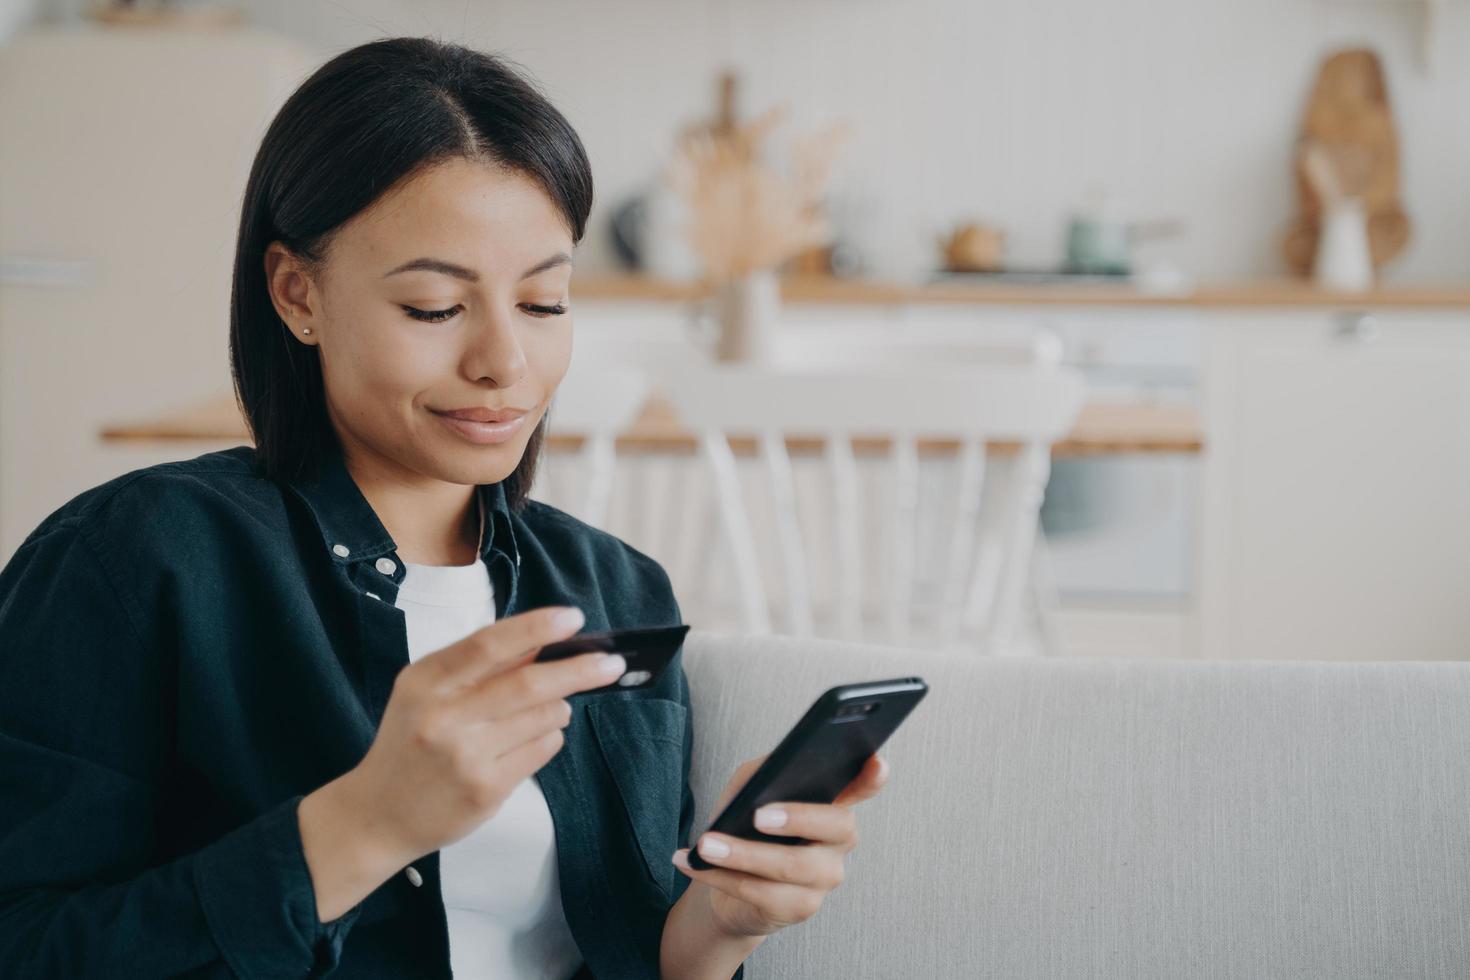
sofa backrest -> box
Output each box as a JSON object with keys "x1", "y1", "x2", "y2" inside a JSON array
[{"x1": 682, "y1": 631, "x2": 1470, "y2": 978}]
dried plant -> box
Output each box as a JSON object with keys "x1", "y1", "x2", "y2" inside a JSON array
[{"x1": 666, "y1": 105, "x2": 852, "y2": 282}]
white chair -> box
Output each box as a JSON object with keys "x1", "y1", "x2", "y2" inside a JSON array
[
  {"x1": 534, "y1": 358, "x2": 649, "y2": 530},
  {"x1": 659, "y1": 362, "x2": 1086, "y2": 655}
]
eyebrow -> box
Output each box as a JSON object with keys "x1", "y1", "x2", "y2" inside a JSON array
[{"x1": 382, "y1": 252, "x2": 572, "y2": 282}]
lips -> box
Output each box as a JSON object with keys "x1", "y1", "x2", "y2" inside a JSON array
[{"x1": 433, "y1": 407, "x2": 529, "y2": 423}]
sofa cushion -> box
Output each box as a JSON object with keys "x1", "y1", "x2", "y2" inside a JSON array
[{"x1": 682, "y1": 631, "x2": 1470, "y2": 978}]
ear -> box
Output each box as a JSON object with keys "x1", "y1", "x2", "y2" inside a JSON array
[{"x1": 263, "y1": 241, "x2": 321, "y2": 345}]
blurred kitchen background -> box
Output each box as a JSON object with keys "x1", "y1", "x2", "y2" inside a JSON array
[{"x1": 3, "y1": 0, "x2": 1468, "y2": 661}]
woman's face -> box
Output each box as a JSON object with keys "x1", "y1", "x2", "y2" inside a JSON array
[{"x1": 266, "y1": 157, "x2": 575, "y2": 489}]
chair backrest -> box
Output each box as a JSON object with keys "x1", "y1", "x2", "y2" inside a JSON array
[
  {"x1": 537, "y1": 357, "x2": 648, "y2": 529},
  {"x1": 659, "y1": 362, "x2": 1086, "y2": 652},
  {"x1": 683, "y1": 630, "x2": 1470, "y2": 979},
  {"x1": 768, "y1": 320, "x2": 1064, "y2": 371}
]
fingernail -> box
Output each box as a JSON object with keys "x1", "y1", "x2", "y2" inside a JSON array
[
  {"x1": 754, "y1": 806, "x2": 787, "y2": 829},
  {"x1": 553, "y1": 607, "x2": 584, "y2": 632},
  {"x1": 877, "y1": 755, "x2": 890, "y2": 779},
  {"x1": 597, "y1": 653, "x2": 627, "y2": 677},
  {"x1": 671, "y1": 849, "x2": 691, "y2": 869},
  {"x1": 699, "y1": 835, "x2": 730, "y2": 859}
]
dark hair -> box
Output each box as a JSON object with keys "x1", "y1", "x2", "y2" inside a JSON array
[{"x1": 229, "y1": 37, "x2": 593, "y2": 511}]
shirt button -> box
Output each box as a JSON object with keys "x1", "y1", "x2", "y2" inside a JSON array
[
  {"x1": 332, "y1": 543, "x2": 350, "y2": 557},
  {"x1": 405, "y1": 865, "x2": 423, "y2": 887},
  {"x1": 376, "y1": 557, "x2": 397, "y2": 576}
]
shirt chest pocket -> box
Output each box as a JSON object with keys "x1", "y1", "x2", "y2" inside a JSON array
[{"x1": 586, "y1": 697, "x2": 688, "y2": 904}]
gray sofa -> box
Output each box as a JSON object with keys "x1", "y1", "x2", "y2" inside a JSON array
[{"x1": 682, "y1": 631, "x2": 1470, "y2": 979}]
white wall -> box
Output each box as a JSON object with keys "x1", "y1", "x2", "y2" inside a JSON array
[
  {"x1": 20, "y1": 0, "x2": 1470, "y2": 282},
  {"x1": 145, "y1": 0, "x2": 1470, "y2": 284}
]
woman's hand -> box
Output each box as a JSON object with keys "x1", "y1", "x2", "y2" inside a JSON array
[
  {"x1": 350, "y1": 604, "x2": 629, "y2": 856},
  {"x1": 670, "y1": 751, "x2": 890, "y2": 939},
  {"x1": 299, "y1": 604, "x2": 626, "y2": 920}
]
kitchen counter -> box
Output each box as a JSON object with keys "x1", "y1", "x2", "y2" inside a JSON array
[
  {"x1": 99, "y1": 392, "x2": 1203, "y2": 457},
  {"x1": 571, "y1": 273, "x2": 1470, "y2": 309}
]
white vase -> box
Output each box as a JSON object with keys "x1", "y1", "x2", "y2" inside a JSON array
[
  {"x1": 714, "y1": 269, "x2": 780, "y2": 363},
  {"x1": 1313, "y1": 198, "x2": 1374, "y2": 292},
  {"x1": 642, "y1": 181, "x2": 701, "y2": 281}
]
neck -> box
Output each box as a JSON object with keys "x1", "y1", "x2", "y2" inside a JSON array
[{"x1": 339, "y1": 445, "x2": 482, "y2": 567}]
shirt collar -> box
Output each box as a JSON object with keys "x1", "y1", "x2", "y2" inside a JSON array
[{"x1": 283, "y1": 442, "x2": 518, "y2": 570}]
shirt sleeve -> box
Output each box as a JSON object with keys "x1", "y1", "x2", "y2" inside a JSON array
[
  {"x1": 0, "y1": 518, "x2": 365, "y2": 978},
  {"x1": 663, "y1": 577, "x2": 747, "y2": 980}
]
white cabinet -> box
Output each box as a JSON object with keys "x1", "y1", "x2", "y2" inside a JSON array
[
  {"x1": 1197, "y1": 309, "x2": 1470, "y2": 660},
  {"x1": 0, "y1": 25, "x2": 317, "y2": 559}
]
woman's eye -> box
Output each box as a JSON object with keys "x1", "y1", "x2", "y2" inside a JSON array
[
  {"x1": 400, "y1": 302, "x2": 567, "y2": 323},
  {"x1": 401, "y1": 304, "x2": 460, "y2": 323}
]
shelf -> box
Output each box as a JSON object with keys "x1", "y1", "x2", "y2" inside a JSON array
[{"x1": 569, "y1": 274, "x2": 1470, "y2": 310}]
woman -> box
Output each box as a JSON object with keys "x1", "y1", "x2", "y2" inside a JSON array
[{"x1": 0, "y1": 36, "x2": 889, "y2": 979}]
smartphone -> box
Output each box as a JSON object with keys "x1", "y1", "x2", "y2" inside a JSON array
[
  {"x1": 687, "y1": 676, "x2": 928, "y2": 870},
  {"x1": 533, "y1": 623, "x2": 690, "y2": 694}
]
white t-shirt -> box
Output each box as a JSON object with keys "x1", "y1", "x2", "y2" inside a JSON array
[{"x1": 394, "y1": 500, "x2": 582, "y2": 979}]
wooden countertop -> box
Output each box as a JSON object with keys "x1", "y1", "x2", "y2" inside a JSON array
[
  {"x1": 571, "y1": 273, "x2": 1470, "y2": 309},
  {"x1": 100, "y1": 392, "x2": 1203, "y2": 457}
]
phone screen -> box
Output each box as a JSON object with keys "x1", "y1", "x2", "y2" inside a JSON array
[{"x1": 688, "y1": 676, "x2": 927, "y2": 869}]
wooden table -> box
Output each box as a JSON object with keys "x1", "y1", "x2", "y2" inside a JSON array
[{"x1": 100, "y1": 391, "x2": 1203, "y2": 457}]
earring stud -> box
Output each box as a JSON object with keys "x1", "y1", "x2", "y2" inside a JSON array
[{"x1": 303, "y1": 328, "x2": 312, "y2": 335}]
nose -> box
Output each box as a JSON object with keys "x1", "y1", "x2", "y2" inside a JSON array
[{"x1": 462, "y1": 307, "x2": 528, "y2": 387}]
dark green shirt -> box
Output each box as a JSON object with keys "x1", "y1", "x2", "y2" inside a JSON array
[{"x1": 0, "y1": 443, "x2": 742, "y2": 979}]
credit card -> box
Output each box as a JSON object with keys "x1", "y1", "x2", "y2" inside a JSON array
[{"x1": 533, "y1": 623, "x2": 690, "y2": 693}]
